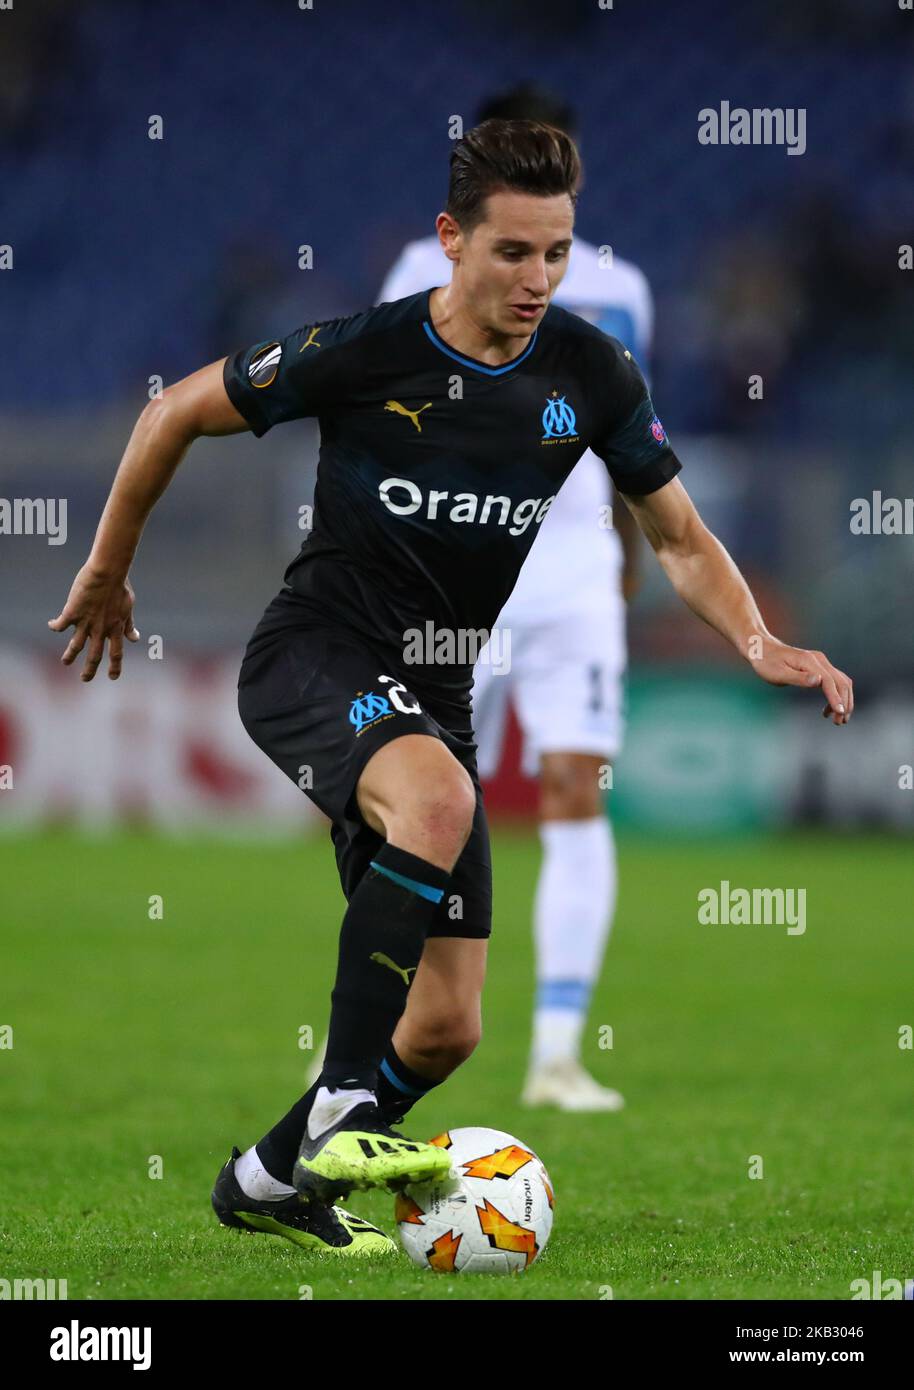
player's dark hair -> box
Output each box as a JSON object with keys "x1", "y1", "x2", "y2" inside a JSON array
[{"x1": 446, "y1": 119, "x2": 581, "y2": 235}]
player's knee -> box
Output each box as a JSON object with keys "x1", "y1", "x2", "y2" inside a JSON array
[{"x1": 388, "y1": 765, "x2": 476, "y2": 865}]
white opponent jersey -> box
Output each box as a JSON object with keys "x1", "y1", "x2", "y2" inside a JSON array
[{"x1": 376, "y1": 236, "x2": 653, "y2": 623}]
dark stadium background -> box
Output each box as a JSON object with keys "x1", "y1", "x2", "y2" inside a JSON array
[
  {"x1": 1, "y1": 0, "x2": 912, "y2": 1309},
  {"x1": 2, "y1": 0, "x2": 911, "y2": 835}
]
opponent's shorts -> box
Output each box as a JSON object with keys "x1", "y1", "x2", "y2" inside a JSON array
[
  {"x1": 471, "y1": 596, "x2": 627, "y2": 780},
  {"x1": 237, "y1": 604, "x2": 492, "y2": 939}
]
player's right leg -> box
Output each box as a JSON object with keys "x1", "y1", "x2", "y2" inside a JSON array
[
  {"x1": 231, "y1": 622, "x2": 483, "y2": 1204},
  {"x1": 303, "y1": 652, "x2": 507, "y2": 1089},
  {"x1": 249, "y1": 777, "x2": 492, "y2": 1214},
  {"x1": 291, "y1": 733, "x2": 477, "y2": 1202}
]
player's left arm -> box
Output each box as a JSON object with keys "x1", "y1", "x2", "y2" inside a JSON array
[
  {"x1": 612, "y1": 484, "x2": 641, "y2": 601},
  {"x1": 620, "y1": 477, "x2": 853, "y2": 725}
]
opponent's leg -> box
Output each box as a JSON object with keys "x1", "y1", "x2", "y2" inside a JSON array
[{"x1": 522, "y1": 750, "x2": 623, "y2": 1111}]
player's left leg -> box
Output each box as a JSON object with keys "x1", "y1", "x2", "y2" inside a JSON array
[
  {"x1": 223, "y1": 935, "x2": 488, "y2": 1241},
  {"x1": 336, "y1": 768, "x2": 493, "y2": 1132},
  {"x1": 210, "y1": 1148, "x2": 397, "y2": 1258},
  {"x1": 371, "y1": 934, "x2": 488, "y2": 1125},
  {"x1": 235, "y1": 939, "x2": 488, "y2": 1204},
  {"x1": 250, "y1": 723, "x2": 492, "y2": 1206},
  {"x1": 214, "y1": 932, "x2": 484, "y2": 1254}
]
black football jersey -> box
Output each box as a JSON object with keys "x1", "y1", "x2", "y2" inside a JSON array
[{"x1": 223, "y1": 288, "x2": 681, "y2": 694}]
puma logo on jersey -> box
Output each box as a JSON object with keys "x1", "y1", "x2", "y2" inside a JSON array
[
  {"x1": 370, "y1": 951, "x2": 416, "y2": 986},
  {"x1": 384, "y1": 400, "x2": 432, "y2": 432},
  {"x1": 298, "y1": 326, "x2": 322, "y2": 351}
]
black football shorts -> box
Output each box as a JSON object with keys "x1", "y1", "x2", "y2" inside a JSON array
[{"x1": 237, "y1": 611, "x2": 493, "y2": 939}]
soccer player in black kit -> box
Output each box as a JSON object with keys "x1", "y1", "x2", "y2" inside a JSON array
[{"x1": 50, "y1": 121, "x2": 853, "y2": 1258}]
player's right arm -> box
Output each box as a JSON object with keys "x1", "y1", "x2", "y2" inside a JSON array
[
  {"x1": 51, "y1": 310, "x2": 359, "y2": 681},
  {"x1": 50, "y1": 312, "x2": 357, "y2": 681},
  {"x1": 48, "y1": 358, "x2": 250, "y2": 682}
]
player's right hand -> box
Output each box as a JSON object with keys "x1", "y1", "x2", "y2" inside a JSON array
[{"x1": 48, "y1": 564, "x2": 140, "y2": 682}]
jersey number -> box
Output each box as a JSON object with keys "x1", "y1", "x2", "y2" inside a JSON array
[{"x1": 378, "y1": 674, "x2": 422, "y2": 716}]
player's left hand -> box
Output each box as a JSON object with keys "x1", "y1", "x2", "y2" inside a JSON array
[{"x1": 747, "y1": 638, "x2": 853, "y2": 725}]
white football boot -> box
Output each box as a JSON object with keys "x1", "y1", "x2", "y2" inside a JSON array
[{"x1": 521, "y1": 1057, "x2": 625, "y2": 1112}]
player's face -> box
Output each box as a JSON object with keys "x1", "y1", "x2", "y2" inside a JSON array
[{"x1": 459, "y1": 190, "x2": 574, "y2": 337}]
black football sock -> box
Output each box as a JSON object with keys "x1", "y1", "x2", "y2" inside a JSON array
[
  {"x1": 321, "y1": 843, "x2": 451, "y2": 1090},
  {"x1": 375, "y1": 1040, "x2": 444, "y2": 1124},
  {"x1": 255, "y1": 1081, "x2": 321, "y2": 1186},
  {"x1": 255, "y1": 1040, "x2": 447, "y2": 1184},
  {"x1": 253, "y1": 844, "x2": 451, "y2": 1183}
]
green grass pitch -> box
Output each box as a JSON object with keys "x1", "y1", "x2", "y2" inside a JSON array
[{"x1": 1, "y1": 827, "x2": 910, "y2": 1300}]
